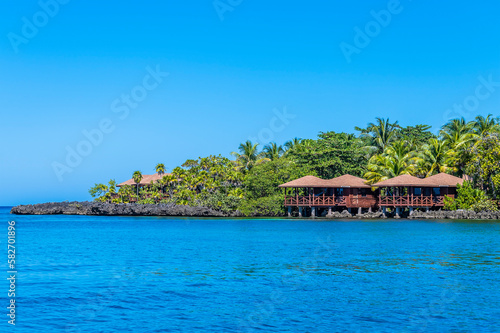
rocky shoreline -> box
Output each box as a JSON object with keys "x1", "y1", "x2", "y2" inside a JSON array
[
  {"x1": 408, "y1": 209, "x2": 500, "y2": 220},
  {"x1": 9, "y1": 202, "x2": 500, "y2": 220},
  {"x1": 10, "y1": 201, "x2": 239, "y2": 217}
]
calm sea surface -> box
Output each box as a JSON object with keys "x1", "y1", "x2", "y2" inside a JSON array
[{"x1": 1, "y1": 206, "x2": 500, "y2": 332}]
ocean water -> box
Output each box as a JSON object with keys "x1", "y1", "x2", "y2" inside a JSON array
[{"x1": 1, "y1": 206, "x2": 500, "y2": 332}]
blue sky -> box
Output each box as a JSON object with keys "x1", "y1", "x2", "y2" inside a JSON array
[{"x1": 1, "y1": 0, "x2": 499, "y2": 206}]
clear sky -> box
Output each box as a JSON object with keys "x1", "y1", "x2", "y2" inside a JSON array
[{"x1": 1, "y1": 0, "x2": 499, "y2": 206}]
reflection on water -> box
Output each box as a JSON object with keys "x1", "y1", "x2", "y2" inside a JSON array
[{"x1": 3, "y1": 207, "x2": 500, "y2": 332}]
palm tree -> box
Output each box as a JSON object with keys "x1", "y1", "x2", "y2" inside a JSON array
[
  {"x1": 155, "y1": 163, "x2": 166, "y2": 176},
  {"x1": 231, "y1": 140, "x2": 267, "y2": 170},
  {"x1": 132, "y1": 170, "x2": 143, "y2": 196},
  {"x1": 364, "y1": 140, "x2": 418, "y2": 184},
  {"x1": 118, "y1": 184, "x2": 135, "y2": 203},
  {"x1": 440, "y1": 117, "x2": 475, "y2": 149},
  {"x1": 161, "y1": 174, "x2": 177, "y2": 196},
  {"x1": 419, "y1": 139, "x2": 452, "y2": 176},
  {"x1": 356, "y1": 117, "x2": 400, "y2": 155},
  {"x1": 440, "y1": 118, "x2": 476, "y2": 176},
  {"x1": 284, "y1": 137, "x2": 301, "y2": 152},
  {"x1": 472, "y1": 114, "x2": 500, "y2": 139},
  {"x1": 263, "y1": 142, "x2": 284, "y2": 160}
]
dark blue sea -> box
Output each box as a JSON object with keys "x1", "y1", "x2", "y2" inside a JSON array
[{"x1": 1, "y1": 206, "x2": 500, "y2": 332}]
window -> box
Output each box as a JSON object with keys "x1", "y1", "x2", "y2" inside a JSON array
[
  {"x1": 432, "y1": 188, "x2": 441, "y2": 196},
  {"x1": 414, "y1": 188, "x2": 422, "y2": 196}
]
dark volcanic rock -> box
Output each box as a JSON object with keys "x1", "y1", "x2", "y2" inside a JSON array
[{"x1": 10, "y1": 201, "x2": 237, "y2": 217}]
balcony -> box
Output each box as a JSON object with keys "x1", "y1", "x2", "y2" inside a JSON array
[
  {"x1": 378, "y1": 195, "x2": 446, "y2": 207},
  {"x1": 284, "y1": 195, "x2": 376, "y2": 208}
]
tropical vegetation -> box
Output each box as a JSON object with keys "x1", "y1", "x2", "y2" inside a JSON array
[{"x1": 89, "y1": 114, "x2": 500, "y2": 215}]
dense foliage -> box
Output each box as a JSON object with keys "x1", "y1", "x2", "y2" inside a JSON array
[
  {"x1": 444, "y1": 182, "x2": 498, "y2": 212},
  {"x1": 89, "y1": 114, "x2": 500, "y2": 214}
]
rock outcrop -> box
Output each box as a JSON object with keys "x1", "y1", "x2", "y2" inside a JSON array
[
  {"x1": 408, "y1": 209, "x2": 500, "y2": 220},
  {"x1": 11, "y1": 202, "x2": 500, "y2": 220},
  {"x1": 10, "y1": 201, "x2": 240, "y2": 217},
  {"x1": 325, "y1": 210, "x2": 386, "y2": 219}
]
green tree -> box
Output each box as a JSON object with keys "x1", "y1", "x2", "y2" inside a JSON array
[
  {"x1": 155, "y1": 163, "x2": 166, "y2": 176},
  {"x1": 472, "y1": 114, "x2": 500, "y2": 139},
  {"x1": 89, "y1": 183, "x2": 108, "y2": 200},
  {"x1": 161, "y1": 174, "x2": 177, "y2": 196},
  {"x1": 398, "y1": 124, "x2": 436, "y2": 146},
  {"x1": 263, "y1": 142, "x2": 284, "y2": 160},
  {"x1": 118, "y1": 185, "x2": 135, "y2": 203},
  {"x1": 356, "y1": 117, "x2": 400, "y2": 155},
  {"x1": 364, "y1": 140, "x2": 419, "y2": 184},
  {"x1": 240, "y1": 158, "x2": 312, "y2": 216},
  {"x1": 231, "y1": 140, "x2": 267, "y2": 171},
  {"x1": 419, "y1": 138, "x2": 452, "y2": 176},
  {"x1": 243, "y1": 158, "x2": 311, "y2": 199},
  {"x1": 284, "y1": 137, "x2": 301, "y2": 152},
  {"x1": 444, "y1": 181, "x2": 498, "y2": 212},
  {"x1": 287, "y1": 132, "x2": 367, "y2": 179},
  {"x1": 465, "y1": 134, "x2": 500, "y2": 199},
  {"x1": 440, "y1": 117, "x2": 476, "y2": 176},
  {"x1": 132, "y1": 171, "x2": 143, "y2": 196}
]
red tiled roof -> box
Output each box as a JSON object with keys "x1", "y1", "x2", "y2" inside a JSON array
[
  {"x1": 281, "y1": 173, "x2": 465, "y2": 189},
  {"x1": 420, "y1": 173, "x2": 464, "y2": 187},
  {"x1": 117, "y1": 173, "x2": 172, "y2": 187},
  {"x1": 278, "y1": 176, "x2": 331, "y2": 188},
  {"x1": 327, "y1": 174, "x2": 371, "y2": 188},
  {"x1": 279, "y1": 174, "x2": 371, "y2": 188},
  {"x1": 372, "y1": 174, "x2": 427, "y2": 187}
]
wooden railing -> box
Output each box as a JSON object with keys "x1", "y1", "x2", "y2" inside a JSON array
[
  {"x1": 284, "y1": 195, "x2": 449, "y2": 207},
  {"x1": 284, "y1": 195, "x2": 376, "y2": 208},
  {"x1": 379, "y1": 195, "x2": 446, "y2": 207},
  {"x1": 285, "y1": 195, "x2": 335, "y2": 206}
]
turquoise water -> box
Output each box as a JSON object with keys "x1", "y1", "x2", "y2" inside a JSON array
[{"x1": 2, "y1": 206, "x2": 500, "y2": 332}]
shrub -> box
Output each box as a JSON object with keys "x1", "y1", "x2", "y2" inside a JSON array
[
  {"x1": 470, "y1": 199, "x2": 499, "y2": 212},
  {"x1": 238, "y1": 194, "x2": 284, "y2": 217},
  {"x1": 195, "y1": 191, "x2": 241, "y2": 214},
  {"x1": 444, "y1": 181, "x2": 498, "y2": 212}
]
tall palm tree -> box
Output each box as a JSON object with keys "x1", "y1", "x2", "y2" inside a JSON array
[
  {"x1": 472, "y1": 114, "x2": 500, "y2": 139},
  {"x1": 356, "y1": 117, "x2": 400, "y2": 156},
  {"x1": 155, "y1": 163, "x2": 166, "y2": 176},
  {"x1": 284, "y1": 137, "x2": 301, "y2": 151},
  {"x1": 364, "y1": 140, "x2": 418, "y2": 184},
  {"x1": 440, "y1": 117, "x2": 475, "y2": 149},
  {"x1": 132, "y1": 171, "x2": 143, "y2": 196},
  {"x1": 419, "y1": 138, "x2": 452, "y2": 176},
  {"x1": 263, "y1": 142, "x2": 284, "y2": 160},
  {"x1": 440, "y1": 118, "x2": 476, "y2": 176},
  {"x1": 231, "y1": 140, "x2": 266, "y2": 170},
  {"x1": 161, "y1": 174, "x2": 177, "y2": 196}
]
